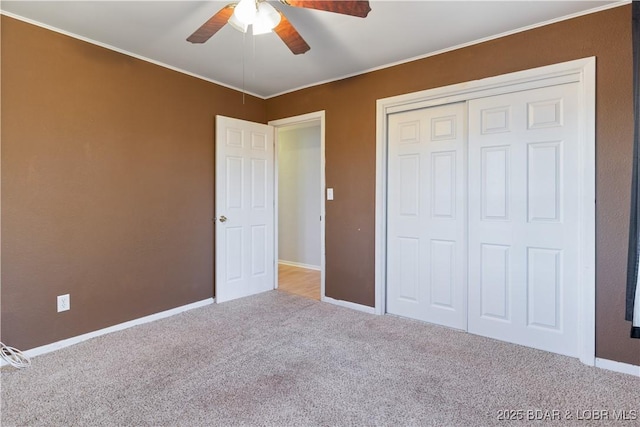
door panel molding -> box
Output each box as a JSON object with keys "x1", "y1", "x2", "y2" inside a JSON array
[{"x1": 375, "y1": 57, "x2": 596, "y2": 365}]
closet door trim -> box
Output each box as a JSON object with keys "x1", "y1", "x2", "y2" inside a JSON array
[{"x1": 374, "y1": 57, "x2": 595, "y2": 365}]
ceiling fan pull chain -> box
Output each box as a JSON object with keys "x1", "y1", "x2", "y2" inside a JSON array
[
  {"x1": 242, "y1": 30, "x2": 246, "y2": 105},
  {"x1": 252, "y1": 29, "x2": 256, "y2": 83}
]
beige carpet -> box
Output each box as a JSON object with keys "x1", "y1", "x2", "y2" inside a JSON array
[{"x1": 1, "y1": 291, "x2": 638, "y2": 426}]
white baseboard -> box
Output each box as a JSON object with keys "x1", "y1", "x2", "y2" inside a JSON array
[
  {"x1": 1, "y1": 298, "x2": 214, "y2": 367},
  {"x1": 278, "y1": 260, "x2": 321, "y2": 271},
  {"x1": 595, "y1": 357, "x2": 640, "y2": 377},
  {"x1": 322, "y1": 296, "x2": 375, "y2": 314}
]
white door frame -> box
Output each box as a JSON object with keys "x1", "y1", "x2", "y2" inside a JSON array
[
  {"x1": 375, "y1": 57, "x2": 596, "y2": 365},
  {"x1": 269, "y1": 111, "x2": 326, "y2": 300}
]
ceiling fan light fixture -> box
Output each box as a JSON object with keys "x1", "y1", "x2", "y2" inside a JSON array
[
  {"x1": 232, "y1": 0, "x2": 258, "y2": 27},
  {"x1": 188, "y1": 0, "x2": 370, "y2": 54},
  {"x1": 252, "y1": 2, "x2": 281, "y2": 35}
]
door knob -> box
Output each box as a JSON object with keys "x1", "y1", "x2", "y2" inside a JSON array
[{"x1": 219, "y1": 215, "x2": 227, "y2": 223}]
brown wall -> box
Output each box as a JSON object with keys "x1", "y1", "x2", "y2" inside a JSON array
[
  {"x1": 266, "y1": 5, "x2": 640, "y2": 365},
  {"x1": 3, "y1": 5, "x2": 639, "y2": 367},
  {"x1": 1, "y1": 16, "x2": 266, "y2": 350}
]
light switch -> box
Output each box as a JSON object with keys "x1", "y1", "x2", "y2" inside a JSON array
[{"x1": 327, "y1": 188, "x2": 334, "y2": 200}]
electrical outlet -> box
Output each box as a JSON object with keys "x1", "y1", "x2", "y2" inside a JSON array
[{"x1": 57, "y1": 294, "x2": 70, "y2": 312}]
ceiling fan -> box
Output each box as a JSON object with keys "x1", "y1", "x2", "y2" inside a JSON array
[{"x1": 187, "y1": 0, "x2": 372, "y2": 55}]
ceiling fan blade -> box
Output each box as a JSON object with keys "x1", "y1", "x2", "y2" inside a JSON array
[
  {"x1": 273, "y1": 13, "x2": 311, "y2": 55},
  {"x1": 187, "y1": 4, "x2": 235, "y2": 43},
  {"x1": 281, "y1": 1, "x2": 371, "y2": 18}
]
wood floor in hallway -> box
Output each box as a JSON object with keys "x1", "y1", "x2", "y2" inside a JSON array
[{"x1": 277, "y1": 263, "x2": 320, "y2": 301}]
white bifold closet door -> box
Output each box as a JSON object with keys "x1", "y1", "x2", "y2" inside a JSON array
[
  {"x1": 467, "y1": 83, "x2": 581, "y2": 357},
  {"x1": 386, "y1": 83, "x2": 581, "y2": 357},
  {"x1": 386, "y1": 102, "x2": 467, "y2": 330}
]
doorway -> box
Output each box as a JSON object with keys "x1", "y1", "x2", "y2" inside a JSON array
[{"x1": 269, "y1": 112, "x2": 326, "y2": 301}]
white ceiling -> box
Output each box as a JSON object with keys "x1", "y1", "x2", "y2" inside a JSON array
[{"x1": 1, "y1": 1, "x2": 622, "y2": 98}]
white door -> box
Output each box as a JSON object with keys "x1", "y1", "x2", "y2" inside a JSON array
[
  {"x1": 215, "y1": 115, "x2": 275, "y2": 303},
  {"x1": 467, "y1": 83, "x2": 580, "y2": 357},
  {"x1": 386, "y1": 102, "x2": 467, "y2": 329}
]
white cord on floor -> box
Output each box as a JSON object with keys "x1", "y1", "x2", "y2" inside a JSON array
[{"x1": 0, "y1": 342, "x2": 31, "y2": 369}]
